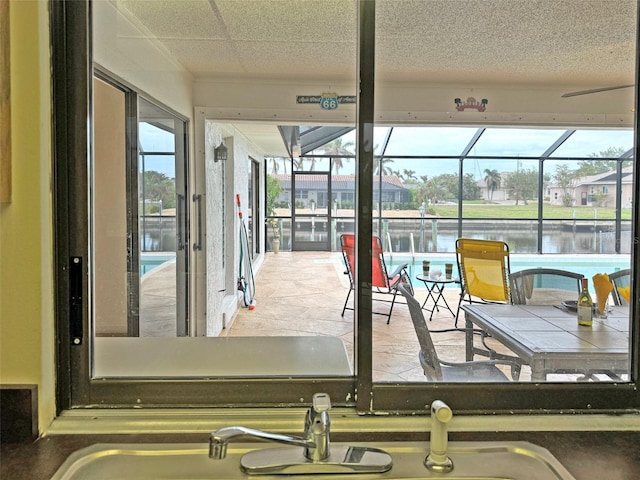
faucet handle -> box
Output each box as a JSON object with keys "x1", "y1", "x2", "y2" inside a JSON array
[
  {"x1": 312, "y1": 393, "x2": 331, "y2": 412},
  {"x1": 305, "y1": 393, "x2": 331, "y2": 435}
]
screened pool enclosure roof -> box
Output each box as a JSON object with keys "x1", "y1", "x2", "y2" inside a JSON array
[{"x1": 277, "y1": 126, "x2": 634, "y2": 163}]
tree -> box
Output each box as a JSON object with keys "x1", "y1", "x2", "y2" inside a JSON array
[
  {"x1": 141, "y1": 170, "x2": 176, "y2": 211},
  {"x1": 575, "y1": 147, "x2": 630, "y2": 177},
  {"x1": 417, "y1": 177, "x2": 447, "y2": 205},
  {"x1": 375, "y1": 157, "x2": 395, "y2": 175},
  {"x1": 266, "y1": 175, "x2": 282, "y2": 217},
  {"x1": 322, "y1": 138, "x2": 354, "y2": 175},
  {"x1": 437, "y1": 173, "x2": 458, "y2": 199},
  {"x1": 553, "y1": 164, "x2": 578, "y2": 207},
  {"x1": 483, "y1": 168, "x2": 501, "y2": 201},
  {"x1": 462, "y1": 173, "x2": 481, "y2": 200},
  {"x1": 403, "y1": 169, "x2": 417, "y2": 182},
  {"x1": 293, "y1": 157, "x2": 306, "y2": 171},
  {"x1": 503, "y1": 168, "x2": 538, "y2": 205},
  {"x1": 269, "y1": 158, "x2": 280, "y2": 174}
]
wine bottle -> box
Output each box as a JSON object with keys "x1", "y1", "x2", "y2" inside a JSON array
[{"x1": 577, "y1": 278, "x2": 593, "y2": 327}]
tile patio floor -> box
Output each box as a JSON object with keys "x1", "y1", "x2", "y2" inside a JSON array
[{"x1": 221, "y1": 251, "x2": 530, "y2": 382}]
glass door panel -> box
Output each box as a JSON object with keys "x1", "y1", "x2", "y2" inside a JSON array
[
  {"x1": 138, "y1": 98, "x2": 189, "y2": 337},
  {"x1": 292, "y1": 171, "x2": 331, "y2": 251}
]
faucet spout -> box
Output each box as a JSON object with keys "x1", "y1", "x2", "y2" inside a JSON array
[
  {"x1": 209, "y1": 426, "x2": 313, "y2": 460},
  {"x1": 209, "y1": 393, "x2": 333, "y2": 462},
  {"x1": 425, "y1": 400, "x2": 454, "y2": 473},
  {"x1": 208, "y1": 394, "x2": 392, "y2": 475}
]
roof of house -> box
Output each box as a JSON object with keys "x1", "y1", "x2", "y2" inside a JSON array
[
  {"x1": 271, "y1": 174, "x2": 407, "y2": 191},
  {"x1": 573, "y1": 166, "x2": 634, "y2": 187}
]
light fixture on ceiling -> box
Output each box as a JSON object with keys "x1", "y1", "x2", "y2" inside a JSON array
[
  {"x1": 454, "y1": 97, "x2": 488, "y2": 112},
  {"x1": 214, "y1": 142, "x2": 228, "y2": 162}
]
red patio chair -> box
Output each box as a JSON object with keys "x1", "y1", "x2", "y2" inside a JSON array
[{"x1": 340, "y1": 233, "x2": 413, "y2": 324}]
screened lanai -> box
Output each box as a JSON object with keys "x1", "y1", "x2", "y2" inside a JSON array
[
  {"x1": 265, "y1": 125, "x2": 634, "y2": 257},
  {"x1": 87, "y1": 0, "x2": 636, "y2": 391}
]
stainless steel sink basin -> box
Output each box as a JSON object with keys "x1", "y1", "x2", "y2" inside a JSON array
[{"x1": 50, "y1": 441, "x2": 576, "y2": 480}]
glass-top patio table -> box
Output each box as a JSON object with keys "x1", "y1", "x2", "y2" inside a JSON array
[
  {"x1": 415, "y1": 273, "x2": 461, "y2": 322},
  {"x1": 461, "y1": 304, "x2": 629, "y2": 382}
]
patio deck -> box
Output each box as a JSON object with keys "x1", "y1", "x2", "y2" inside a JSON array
[{"x1": 221, "y1": 251, "x2": 530, "y2": 382}]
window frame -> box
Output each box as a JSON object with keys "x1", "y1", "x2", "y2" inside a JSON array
[{"x1": 52, "y1": 0, "x2": 640, "y2": 414}]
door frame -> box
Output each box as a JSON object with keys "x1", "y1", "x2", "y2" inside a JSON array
[{"x1": 291, "y1": 170, "x2": 332, "y2": 251}]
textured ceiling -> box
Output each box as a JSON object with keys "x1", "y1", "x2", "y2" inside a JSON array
[
  {"x1": 117, "y1": 0, "x2": 637, "y2": 156},
  {"x1": 119, "y1": 0, "x2": 637, "y2": 87}
]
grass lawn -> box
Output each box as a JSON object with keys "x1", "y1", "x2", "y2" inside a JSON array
[{"x1": 431, "y1": 202, "x2": 632, "y2": 220}]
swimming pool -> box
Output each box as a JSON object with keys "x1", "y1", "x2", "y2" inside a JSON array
[
  {"x1": 390, "y1": 253, "x2": 630, "y2": 293},
  {"x1": 140, "y1": 253, "x2": 176, "y2": 276}
]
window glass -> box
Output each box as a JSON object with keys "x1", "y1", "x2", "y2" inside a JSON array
[
  {"x1": 97, "y1": 0, "x2": 358, "y2": 378},
  {"x1": 54, "y1": 0, "x2": 639, "y2": 410},
  {"x1": 372, "y1": 0, "x2": 635, "y2": 386}
]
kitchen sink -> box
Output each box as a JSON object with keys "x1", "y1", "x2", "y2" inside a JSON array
[{"x1": 50, "y1": 441, "x2": 576, "y2": 479}]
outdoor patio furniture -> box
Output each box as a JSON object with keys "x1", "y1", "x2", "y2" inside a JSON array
[
  {"x1": 454, "y1": 238, "x2": 512, "y2": 322},
  {"x1": 454, "y1": 238, "x2": 520, "y2": 366},
  {"x1": 340, "y1": 233, "x2": 412, "y2": 324},
  {"x1": 398, "y1": 284, "x2": 519, "y2": 382},
  {"x1": 609, "y1": 269, "x2": 631, "y2": 306},
  {"x1": 510, "y1": 268, "x2": 584, "y2": 306},
  {"x1": 462, "y1": 303, "x2": 628, "y2": 382}
]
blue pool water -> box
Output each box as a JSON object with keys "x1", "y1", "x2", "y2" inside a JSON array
[
  {"x1": 390, "y1": 254, "x2": 630, "y2": 293},
  {"x1": 140, "y1": 253, "x2": 176, "y2": 276}
]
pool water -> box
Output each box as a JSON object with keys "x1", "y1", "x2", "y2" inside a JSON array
[
  {"x1": 391, "y1": 254, "x2": 629, "y2": 293},
  {"x1": 140, "y1": 253, "x2": 176, "y2": 276}
]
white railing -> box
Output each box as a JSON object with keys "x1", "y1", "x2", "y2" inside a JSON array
[
  {"x1": 386, "y1": 231, "x2": 394, "y2": 262},
  {"x1": 409, "y1": 232, "x2": 416, "y2": 262}
]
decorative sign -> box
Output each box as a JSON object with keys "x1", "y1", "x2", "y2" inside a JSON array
[
  {"x1": 296, "y1": 93, "x2": 356, "y2": 110},
  {"x1": 454, "y1": 97, "x2": 488, "y2": 112}
]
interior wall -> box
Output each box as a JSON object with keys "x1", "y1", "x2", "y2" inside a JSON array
[
  {"x1": 193, "y1": 78, "x2": 634, "y2": 128},
  {"x1": 204, "y1": 121, "x2": 265, "y2": 336},
  {"x1": 93, "y1": 0, "x2": 194, "y2": 121},
  {"x1": 93, "y1": 0, "x2": 198, "y2": 337},
  {"x1": 0, "y1": 1, "x2": 54, "y2": 433},
  {"x1": 93, "y1": 78, "x2": 128, "y2": 336}
]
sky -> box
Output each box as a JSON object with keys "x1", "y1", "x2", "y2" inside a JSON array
[
  {"x1": 328, "y1": 127, "x2": 634, "y2": 179},
  {"x1": 139, "y1": 122, "x2": 176, "y2": 179}
]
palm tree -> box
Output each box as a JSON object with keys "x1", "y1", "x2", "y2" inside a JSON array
[
  {"x1": 323, "y1": 138, "x2": 354, "y2": 174},
  {"x1": 403, "y1": 169, "x2": 417, "y2": 182},
  {"x1": 293, "y1": 157, "x2": 306, "y2": 171},
  {"x1": 375, "y1": 157, "x2": 395, "y2": 175},
  {"x1": 483, "y1": 168, "x2": 501, "y2": 201},
  {"x1": 269, "y1": 158, "x2": 280, "y2": 174}
]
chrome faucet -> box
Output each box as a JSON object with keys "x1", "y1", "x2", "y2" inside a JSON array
[
  {"x1": 425, "y1": 400, "x2": 454, "y2": 473},
  {"x1": 208, "y1": 393, "x2": 392, "y2": 475},
  {"x1": 209, "y1": 392, "x2": 331, "y2": 462},
  {"x1": 303, "y1": 390, "x2": 331, "y2": 460}
]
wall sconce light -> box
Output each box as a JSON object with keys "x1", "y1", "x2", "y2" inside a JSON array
[
  {"x1": 214, "y1": 142, "x2": 228, "y2": 162},
  {"x1": 454, "y1": 97, "x2": 488, "y2": 112}
]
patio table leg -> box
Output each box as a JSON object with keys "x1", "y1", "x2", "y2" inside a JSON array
[{"x1": 465, "y1": 312, "x2": 474, "y2": 361}]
